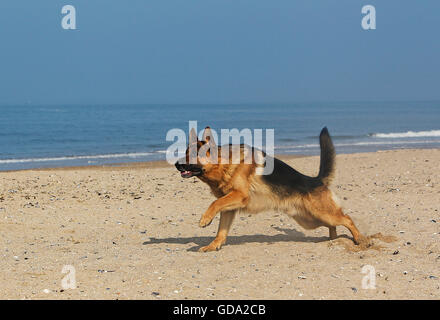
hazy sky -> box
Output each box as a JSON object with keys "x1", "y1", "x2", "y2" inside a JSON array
[{"x1": 0, "y1": 0, "x2": 439, "y2": 105}]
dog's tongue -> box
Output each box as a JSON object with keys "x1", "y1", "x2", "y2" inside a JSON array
[{"x1": 181, "y1": 171, "x2": 193, "y2": 178}]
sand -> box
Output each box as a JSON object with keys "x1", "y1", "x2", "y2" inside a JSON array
[{"x1": 0, "y1": 149, "x2": 439, "y2": 300}]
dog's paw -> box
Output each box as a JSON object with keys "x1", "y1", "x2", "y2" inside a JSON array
[
  {"x1": 199, "y1": 216, "x2": 213, "y2": 228},
  {"x1": 199, "y1": 245, "x2": 217, "y2": 252},
  {"x1": 199, "y1": 241, "x2": 222, "y2": 252},
  {"x1": 355, "y1": 235, "x2": 373, "y2": 248}
]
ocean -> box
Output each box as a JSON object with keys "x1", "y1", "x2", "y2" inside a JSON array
[{"x1": 1, "y1": 101, "x2": 439, "y2": 171}]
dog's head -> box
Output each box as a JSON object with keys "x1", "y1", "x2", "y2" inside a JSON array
[{"x1": 175, "y1": 126, "x2": 218, "y2": 179}]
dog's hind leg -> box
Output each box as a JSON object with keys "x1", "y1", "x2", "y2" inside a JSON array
[
  {"x1": 304, "y1": 189, "x2": 365, "y2": 245},
  {"x1": 316, "y1": 208, "x2": 365, "y2": 244},
  {"x1": 329, "y1": 226, "x2": 337, "y2": 240},
  {"x1": 199, "y1": 210, "x2": 236, "y2": 252}
]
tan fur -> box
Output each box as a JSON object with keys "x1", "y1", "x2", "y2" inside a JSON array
[{"x1": 182, "y1": 127, "x2": 365, "y2": 252}]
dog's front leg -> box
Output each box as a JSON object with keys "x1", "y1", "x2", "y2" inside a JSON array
[
  {"x1": 199, "y1": 210, "x2": 236, "y2": 252},
  {"x1": 199, "y1": 190, "x2": 248, "y2": 228}
]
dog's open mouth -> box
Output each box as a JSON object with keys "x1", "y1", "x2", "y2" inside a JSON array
[
  {"x1": 180, "y1": 169, "x2": 202, "y2": 178},
  {"x1": 175, "y1": 161, "x2": 203, "y2": 178}
]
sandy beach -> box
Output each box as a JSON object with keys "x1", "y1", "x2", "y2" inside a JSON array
[{"x1": 0, "y1": 149, "x2": 439, "y2": 300}]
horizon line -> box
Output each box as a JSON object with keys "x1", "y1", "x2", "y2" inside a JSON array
[{"x1": 1, "y1": 99, "x2": 439, "y2": 107}]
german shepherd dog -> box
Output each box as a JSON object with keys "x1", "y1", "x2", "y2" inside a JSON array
[{"x1": 175, "y1": 126, "x2": 365, "y2": 252}]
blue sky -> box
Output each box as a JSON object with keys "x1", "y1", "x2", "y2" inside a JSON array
[{"x1": 0, "y1": 0, "x2": 439, "y2": 104}]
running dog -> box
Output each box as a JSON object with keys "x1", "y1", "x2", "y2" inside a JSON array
[{"x1": 175, "y1": 126, "x2": 365, "y2": 252}]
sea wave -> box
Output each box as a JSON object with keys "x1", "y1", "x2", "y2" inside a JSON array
[
  {"x1": 371, "y1": 130, "x2": 440, "y2": 138},
  {"x1": 2, "y1": 136, "x2": 440, "y2": 165},
  {"x1": 275, "y1": 139, "x2": 440, "y2": 150},
  {"x1": 0, "y1": 152, "x2": 155, "y2": 164}
]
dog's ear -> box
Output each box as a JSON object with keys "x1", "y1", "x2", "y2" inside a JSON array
[
  {"x1": 199, "y1": 126, "x2": 218, "y2": 163},
  {"x1": 189, "y1": 127, "x2": 198, "y2": 144},
  {"x1": 202, "y1": 126, "x2": 216, "y2": 146}
]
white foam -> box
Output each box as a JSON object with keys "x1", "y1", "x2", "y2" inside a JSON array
[
  {"x1": 0, "y1": 152, "x2": 155, "y2": 164},
  {"x1": 372, "y1": 130, "x2": 440, "y2": 138},
  {"x1": 275, "y1": 139, "x2": 440, "y2": 151}
]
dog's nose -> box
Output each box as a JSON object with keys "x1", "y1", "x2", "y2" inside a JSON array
[{"x1": 175, "y1": 161, "x2": 182, "y2": 170}]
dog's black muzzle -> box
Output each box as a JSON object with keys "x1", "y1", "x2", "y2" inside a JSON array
[{"x1": 175, "y1": 161, "x2": 203, "y2": 178}]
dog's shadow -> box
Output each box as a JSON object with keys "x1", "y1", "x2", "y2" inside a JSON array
[{"x1": 142, "y1": 227, "x2": 352, "y2": 252}]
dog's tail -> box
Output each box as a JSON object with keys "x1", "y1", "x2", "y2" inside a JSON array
[{"x1": 318, "y1": 127, "x2": 336, "y2": 186}]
